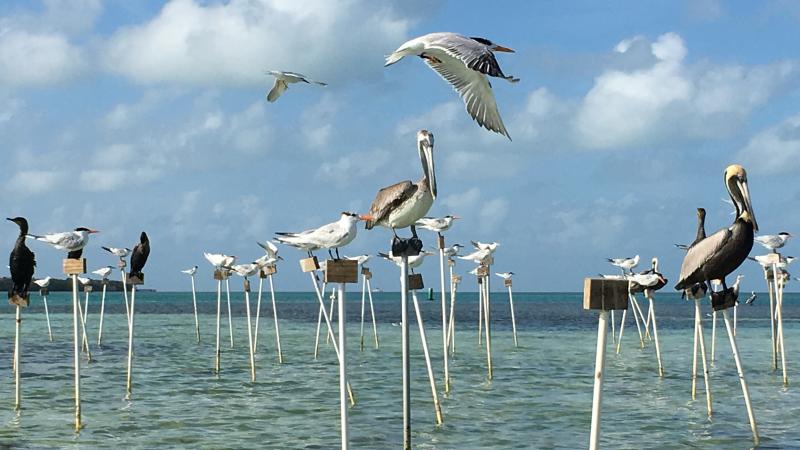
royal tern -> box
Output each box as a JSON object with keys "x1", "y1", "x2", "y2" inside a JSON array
[
  {"x1": 459, "y1": 247, "x2": 493, "y2": 264},
  {"x1": 378, "y1": 250, "x2": 434, "y2": 270},
  {"x1": 606, "y1": 255, "x2": 639, "y2": 274},
  {"x1": 675, "y1": 165, "x2": 758, "y2": 292},
  {"x1": 415, "y1": 215, "x2": 460, "y2": 234},
  {"x1": 754, "y1": 232, "x2": 792, "y2": 253},
  {"x1": 749, "y1": 254, "x2": 795, "y2": 269},
  {"x1": 471, "y1": 241, "x2": 499, "y2": 252},
  {"x1": 204, "y1": 253, "x2": 236, "y2": 269},
  {"x1": 77, "y1": 276, "x2": 90, "y2": 285},
  {"x1": 181, "y1": 266, "x2": 198, "y2": 276},
  {"x1": 7, "y1": 217, "x2": 35, "y2": 301},
  {"x1": 442, "y1": 243, "x2": 463, "y2": 257},
  {"x1": 229, "y1": 263, "x2": 261, "y2": 278},
  {"x1": 33, "y1": 277, "x2": 51, "y2": 289},
  {"x1": 385, "y1": 32, "x2": 518, "y2": 139},
  {"x1": 257, "y1": 241, "x2": 280, "y2": 259},
  {"x1": 92, "y1": 266, "x2": 113, "y2": 279},
  {"x1": 495, "y1": 272, "x2": 514, "y2": 280},
  {"x1": 102, "y1": 246, "x2": 131, "y2": 258},
  {"x1": 275, "y1": 212, "x2": 362, "y2": 259},
  {"x1": 30, "y1": 227, "x2": 99, "y2": 258},
  {"x1": 266, "y1": 70, "x2": 327, "y2": 103},
  {"x1": 129, "y1": 232, "x2": 150, "y2": 279},
  {"x1": 364, "y1": 130, "x2": 436, "y2": 241},
  {"x1": 346, "y1": 254, "x2": 371, "y2": 266}
]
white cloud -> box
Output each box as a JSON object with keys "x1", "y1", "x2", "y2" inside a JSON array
[
  {"x1": 5, "y1": 170, "x2": 66, "y2": 195},
  {"x1": 736, "y1": 114, "x2": 800, "y2": 175},
  {"x1": 0, "y1": 27, "x2": 87, "y2": 86},
  {"x1": 317, "y1": 149, "x2": 393, "y2": 186},
  {"x1": 102, "y1": 0, "x2": 412, "y2": 85}
]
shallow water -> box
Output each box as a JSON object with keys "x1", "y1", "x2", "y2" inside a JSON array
[{"x1": 0, "y1": 290, "x2": 797, "y2": 449}]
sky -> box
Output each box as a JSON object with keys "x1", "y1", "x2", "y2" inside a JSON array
[{"x1": 1, "y1": 0, "x2": 799, "y2": 292}]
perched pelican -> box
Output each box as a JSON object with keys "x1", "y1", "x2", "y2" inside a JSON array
[
  {"x1": 378, "y1": 251, "x2": 434, "y2": 270},
  {"x1": 675, "y1": 165, "x2": 758, "y2": 293},
  {"x1": 7, "y1": 217, "x2": 35, "y2": 301},
  {"x1": 607, "y1": 255, "x2": 639, "y2": 274},
  {"x1": 30, "y1": 227, "x2": 99, "y2": 258},
  {"x1": 181, "y1": 266, "x2": 198, "y2": 276},
  {"x1": 33, "y1": 277, "x2": 51, "y2": 289},
  {"x1": 102, "y1": 246, "x2": 131, "y2": 258},
  {"x1": 130, "y1": 232, "x2": 150, "y2": 279},
  {"x1": 675, "y1": 208, "x2": 706, "y2": 251},
  {"x1": 275, "y1": 212, "x2": 362, "y2": 259},
  {"x1": 364, "y1": 130, "x2": 436, "y2": 241},
  {"x1": 754, "y1": 232, "x2": 792, "y2": 253},
  {"x1": 385, "y1": 32, "x2": 518, "y2": 139},
  {"x1": 92, "y1": 266, "x2": 113, "y2": 279},
  {"x1": 495, "y1": 272, "x2": 514, "y2": 280},
  {"x1": 266, "y1": 70, "x2": 326, "y2": 103},
  {"x1": 204, "y1": 253, "x2": 236, "y2": 269},
  {"x1": 415, "y1": 215, "x2": 460, "y2": 234}
]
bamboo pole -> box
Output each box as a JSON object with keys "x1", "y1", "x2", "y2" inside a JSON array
[
  {"x1": 215, "y1": 279, "x2": 222, "y2": 373},
  {"x1": 437, "y1": 237, "x2": 450, "y2": 394},
  {"x1": 337, "y1": 283, "x2": 349, "y2": 450},
  {"x1": 243, "y1": 280, "x2": 256, "y2": 382},
  {"x1": 589, "y1": 310, "x2": 608, "y2": 450},
  {"x1": 190, "y1": 274, "x2": 200, "y2": 344},
  {"x1": 411, "y1": 289, "x2": 444, "y2": 425},
  {"x1": 695, "y1": 300, "x2": 712, "y2": 416},
  {"x1": 71, "y1": 274, "x2": 81, "y2": 431},
  {"x1": 647, "y1": 291, "x2": 663, "y2": 377},
  {"x1": 97, "y1": 281, "x2": 107, "y2": 346},
  {"x1": 268, "y1": 273, "x2": 283, "y2": 363},
  {"x1": 722, "y1": 309, "x2": 759, "y2": 445},
  {"x1": 42, "y1": 292, "x2": 53, "y2": 342},
  {"x1": 14, "y1": 305, "x2": 21, "y2": 410},
  {"x1": 507, "y1": 284, "x2": 518, "y2": 347},
  {"x1": 126, "y1": 283, "x2": 137, "y2": 396},
  {"x1": 225, "y1": 278, "x2": 234, "y2": 349},
  {"x1": 366, "y1": 277, "x2": 379, "y2": 349},
  {"x1": 400, "y1": 255, "x2": 411, "y2": 450},
  {"x1": 773, "y1": 264, "x2": 787, "y2": 385}
]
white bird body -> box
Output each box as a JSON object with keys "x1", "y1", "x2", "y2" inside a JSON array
[
  {"x1": 415, "y1": 215, "x2": 459, "y2": 233},
  {"x1": 254, "y1": 254, "x2": 279, "y2": 267},
  {"x1": 495, "y1": 272, "x2": 514, "y2": 280},
  {"x1": 33, "y1": 276, "x2": 51, "y2": 288},
  {"x1": 257, "y1": 241, "x2": 280, "y2": 259},
  {"x1": 468, "y1": 267, "x2": 479, "y2": 276},
  {"x1": 77, "y1": 276, "x2": 90, "y2": 285},
  {"x1": 628, "y1": 273, "x2": 661, "y2": 287},
  {"x1": 181, "y1": 266, "x2": 198, "y2": 276},
  {"x1": 102, "y1": 246, "x2": 131, "y2": 257},
  {"x1": 385, "y1": 32, "x2": 518, "y2": 139},
  {"x1": 266, "y1": 70, "x2": 327, "y2": 102},
  {"x1": 379, "y1": 251, "x2": 433, "y2": 269},
  {"x1": 230, "y1": 263, "x2": 260, "y2": 278},
  {"x1": 275, "y1": 212, "x2": 360, "y2": 254},
  {"x1": 346, "y1": 254, "x2": 371, "y2": 266},
  {"x1": 442, "y1": 243, "x2": 463, "y2": 257},
  {"x1": 32, "y1": 229, "x2": 96, "y2": 252},
  {"x1": 204, "y1": 252, "x2": 236, "y2": 269},
  {"x1": 92, "y1": 266, "x2": 113, "y2": 279},
  {"x1": 752, "y1": 254, "x2": 795, "y2": 269},
  {"x1": 754, "y1": 232, "x2": 792, "y2": 252},
  {"x1": 459, "y1": 248, "x2": 493, "y2": 264},
  {"x1": 607, "y1": 255, "x2": 640, "y2": 273},
  {"x1": 471, "y1": 241, "x2": 499, "y2": 252}
]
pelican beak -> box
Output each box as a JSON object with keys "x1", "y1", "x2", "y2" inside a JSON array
[
  {"x1": 737, "y1": 178, "x2": 758, "y2": 232},
  {"x1": 420, "y1": 135, "x2": 436, "y2": 199},
  {"x1": 492, "y1": 45, "x2": 515, "y2": 53}
]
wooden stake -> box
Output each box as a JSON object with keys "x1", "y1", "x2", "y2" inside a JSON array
[
  {"x1": 75, "y1": 296, "x2": 92, "y2": 362},
  {"x1": 359, "y1": 272, "x2": 367, "y2": 351},
  {"x1": 366, "y1": 277, "x2": 379, "y2": 349},
  {"x1": 337, "y1": 284, "x2": 349, "y2": 450},
  {"x1": 268, "y1": 274, "x2": 283, "y2": 363},
  {"x1": 767, "y1": 277, "x2": 777, "y2": 370},
  {"x1": 400, "y1": 255, "x2": 411, "y2": 450},
  {"x1": 14, "y1": 305, "x2": 21, "y2": 410},
  {"x1": 589, "y1": 310, "x2": 608, "y2": 450},
  {"x1": 97, "y1": 282, "x2": 107, "y2": 346},
  {"x1": 71, "y1": 274, "x2": 81, "y2": 431},
  {"x1": 483, "y1": 274, "x2": 493, "y2": 380},
  {"x1": 42, "y1": 292, "x2": 53, "y2": 342},
  {"x1": 507, "y1": 284, "x2": 518, "y2": 347},
  {"x1": 438, "y1": 242, "x2": 450, "y2": 394},
  {"x1": 215, "y1": 279, "x2": 222, "y2": 373},
  {"x1": 773, "y1": 263, "x2": 788, "y2": 385},
  {"x1": 243, "y1": 279, "x2": 256, "y2": 382},
  {"x1": 190, "y1": 274, "x2": 200, "y2": 344},
  {"x1": 722, "y1": 309, "x2": 759, "y2": 445},
  {"x1": 225, "y1": 278, "x2": 234, "y2": 349},
  {"x1": 411, "y1": 289, "x2": 444, "y2": 425},
  {"x1": 647, "y1": 291, "x2": 664, "y2": 377},
  {"x1": 126, "y1": 284, "x2": 137, "y2": 396},
  {"x1": 254, "y1": 277, "x2": 263, "y2": 353},
  {"x1": 695, "y1": 300, "x2": 712, "y2": 416}
]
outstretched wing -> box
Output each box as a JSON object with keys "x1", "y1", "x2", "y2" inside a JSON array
[{"x1": 267, "y1": 79, "x2": 288, "y2": 102}]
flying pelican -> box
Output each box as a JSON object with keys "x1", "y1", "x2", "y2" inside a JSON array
[
  {"x1": 675, "y1": 208, "x2": 706, "y2": 251},
  {"x1": 675, "y1": 165, "x2": 758, "y2": 293},
  {"x1": 385, "y1": 32, "x2": 518, "y2": 139},
  {"x1": 204, "y1": 253, "x2": 236, "y2": 269},
  {"x1": 130, "y1": 232, "x2": 150, "y2": 279},
  {"x1": 92, "y1": 266, "x2": 113, "y2": 279},
  {"x1": 415, "y1": 215, "x2": 460, "y2": 234},
  {"x1": 495, "y1": 272, "x2": 514, "y2": 280},
  {"x1": 266, "y1": 70, "x2": 327, "y2": 103},
  {"x1": 754, "y1": 232, "x2": 792, "y2": 253},
  {"x1": 607, "y1": 255, "x2": 639, "y2": 274},
  {"x1": 378, "y1": 251, "x2": 434, "y2": 270},
  {"x1": 275, "y1": 212, "x2": 362, "y2": 259},
  {"x1": 364, "y1": 130, "x2": 436, "y2": 242},
  {"x1": 181, "y1": 266, "x2": 198, "y2": 276},
  {"x1": 102, "y1": 246, "x2": 131, "y2": 258},
  {"x1": 30, "y1": 227, "x2": 99, "y2": 258},
  {"x1": 7, "y1": 217, "x2": 35, "y2": 302}
]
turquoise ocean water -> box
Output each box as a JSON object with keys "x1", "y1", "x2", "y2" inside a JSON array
[{"x1": 0, "y1": 289, "x2": 798, "y2": 449}]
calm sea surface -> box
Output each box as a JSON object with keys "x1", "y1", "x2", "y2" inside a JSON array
[{"x1": 0, "y1": 289, "x2": 798, "y2": 449}]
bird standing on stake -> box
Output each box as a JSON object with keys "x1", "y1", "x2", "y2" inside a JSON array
[
  {"x1": 182, "y1": 266, "x2": 200, "y2": 343},
  {"x1": 7, "y1": 217, "x2": 35, "y2": 411},
  {"x1": 30, "y1": 227, "x2": 99, "y2": 258},
  {"x1": 126, "y1": 231, "x2": 150, "y2": 396},
  {"x1": 274, "y1": 212, "x2": 363, "y2": 259},
  {"x1": 754, "y1": 232, "x2": 792, "y2": 253}
]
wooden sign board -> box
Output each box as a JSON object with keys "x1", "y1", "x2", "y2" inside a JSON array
[
  {"x1": 83, "y1": 285, "x2": 93, "y2": 293},
  {"x1": 63, "y1": 258, "x2": 87, "y2": 275},
  {"x1": 484, "y1": 256, "x2": 494, "y2": 266},
  {"x1": 504, "y1": 278, "x2": 512, "y2": 288},
  {"x1": 213, "y1": 269, "x2": 229, "y2": 281},
  {"x1": 260, "y1": 265, "x2": 277, "y2": 278},
  {"x1": 300, "y1": 256, "x2": 319, "y2": 273},
  {"x1": 437, "y1": 235, "x2": 445, "y2": 250},
  {"x1": 244, "y1": 279, "x2": 251, "y2": 292},
  {"x1": 363, "y1": 269, "x2": 373, "y2": 280},
  {"x1": 477, "y1": 266, "x2": 489, "y2": 277},
  {"x1": 325, "y1": 259, "x2": 358, "y2": 284},
  {"x1": 448, "y1": 258, "x2": 455, "y2": 267},
  {"x1": 711, "y1": 289, "x2": 736, "y2": 311},
  {"x1": 8, "y1": 293, "x2": 29, "y2": 307},
  {"x1": 117, "y1": 260, "x2": 127, "y2": 269},
  {"x1": 127, "y1": 273, "x2": 144, "y2": 285},
  {"x1": 39, "y1": 288, "x2": 49, "y2": 296},
  {"x1": 408, "y1": 273, "x2": 424, "y2": 290},
  {"x1": 583, "y1": 278, "x2": 628, "y2": 311},
  {"x1": 452, "y1": 275, "x2": 462, "y2": 285}
]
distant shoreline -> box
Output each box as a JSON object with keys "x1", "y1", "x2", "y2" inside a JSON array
[{"x1": 0, "y1": 277, "x2": 156, "y2": 292}]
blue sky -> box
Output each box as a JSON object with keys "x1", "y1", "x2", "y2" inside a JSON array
[{"x1": 1, "y1": 0, "x2": 798, "y2": 292}]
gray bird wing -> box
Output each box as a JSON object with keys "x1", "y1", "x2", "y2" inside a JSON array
[
  {"x1": 366, "y1": 180, "x2": 417, "y2": 228},
  {"x1": 267, "y1": 79, "x2": 288, "y2": 102},
  {"x1": 677, "y1": 227, "x2": 732, "y2": 288}
]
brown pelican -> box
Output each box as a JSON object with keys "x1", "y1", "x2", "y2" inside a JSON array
[
  {"x1": 363, "y1": 130, "x2": 436, "y2": 242},
  {"x1": 385, "y1": 33, "x2": 518, "y2": 140},
  {"x1": 266, "y1": 70, "x2": 327, "y2": 103},
  {"x1": 675, "y1": 165, "x2": 758, "y2": 293}
]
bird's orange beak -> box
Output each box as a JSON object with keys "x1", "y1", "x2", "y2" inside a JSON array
[
  {"x1": 358, "y1": 214, "x2": 373, "y2": 222},
  {"x1": 493, "y1": 45, "x2": 515, "y2": 53},
  {"x1": 453, "y1": 215, "x2": 461, "y2": 220},
  {"x1": 89, "y1": 229, "x2": 100, "y2": 234}
]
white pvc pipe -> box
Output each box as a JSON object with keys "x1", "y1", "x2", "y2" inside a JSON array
[
  {"x1": 366, "y1": 277, "x2": 379, "y2": 349},
  {"x1": 359, "y1": 273, "x2": 367, "y2": 351},
  {"x1": 773, "y1": 264, "x2": 787, "y2": 385},
  {"x1": 82, "y1": 290, "x2": 90, "y2": 352},
  {"x1": 615, "y1": 309, "x2": 627, "y2": 354},
  {"x1": 76, "y1": 296, "x2": 92, "y2": 362},
  {"x1": 691, "y1": 308, "x2": 698, "y2": 400},
  {"x1": 225, "y1": 279, "x2": 234, "y2": 349},
  {"x1": 327, "y1": 288, "x2": 337, "y2": 344},
  {"x1": 611, "y1": 310, "x2": 616, "y2": 345},
  {"x1": 711, "y1": 311, "x2": 717, "y2": 363},
  {"x1": 401, "y1": 256, "x2": 410, "y2": 449},
  {"x1": 71, "y1": 275, "x2": 81, "y2": 431},
  {"x1": 310, "y1": 275, "x2": 339, "y2": 356},
  {"x1": 191, "y1": 275, "x2": 200, "y2": 344},
  {"x1": 483, "y1": 274, "x2": 493, "y2": 380},
  {"x1": 446, "y1": 264, "x2": 456, "y2": 354},
  {"x1": 411, "y1": 289, "x2": 444, "y2": 425},
  {"x1": 338, "y1": 283, "x2": 349, "y2": 450},
  {"x1": 97, "y1": 283, "x2": 107, "y2": 346},
  {"x1": 254, "y1": 277, "x2": 263, "y2": 353},
  {"x1": 767, "y1": 280, "x2": 777, "y2": 370},
  {"x1": 215, "y1": 279, "x2": 222, "y2": 373},
  {"x1": 14, "y1": 305, "x2": 21, "y2": 410},
  {"x1": 695, "y1": 300, "x2": 712, "y2": 416},
  {"x1": 42, "y1": 294, "x2": 53, "y2": 342},
  {"x1": 126, "y1": 284, "x2": 137, "y2": 396},
  {"x1": 507, "y1": 285, "x2": 518, "y2": 347},
  {"x1": 589, "y1": 310, "x2": 608, "y2": 450},
  {"x1": 477, "y1": 278, "x2": 483, "y2": 346},
  {"x1": 268, "y1": 274, "x2": 283, "y2": 363},
  {"x1": 120, "y1": 268, "x2": 130, "y2": 326},
  {"x1": 629, "y1": 295, "x2": 645, "y2": 348},
  {"x1": 722, "y1": 309, "x2": 759, "y2": 445},
  {"x1": 243, "y1": 280, "x2": 257, "y2": 382},
  {"x1": 438, "y1": 245, "x2": 450, "y2": 394},
  {"x1": 648, "y1": 292, "x2": 663, "y2": 377}
]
